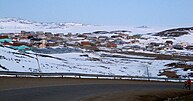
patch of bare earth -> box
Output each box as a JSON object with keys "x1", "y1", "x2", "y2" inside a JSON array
[
  {"x1": 112, "y1": 51, "x2": 193, "y2": 61},
  {"x1": 80, "y1": 90, "x2": 193, "y2": 101},
  {"x1": 159, "y1": 71, "x2": 179, "y2": 78},
  {"x1": 165, "y1": 62, "x2": 193, "y2": 70},
  {"x1": 158, "y1": 62, "x2": 193, "y2": 78}
]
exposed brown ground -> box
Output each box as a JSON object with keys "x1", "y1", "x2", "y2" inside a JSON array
[
  {"x1": 108, "y1": 51, "x2": 193, "y2": 61},
  {"x1": 160, "y1": 71, "x2": 179, "y2": 78}
]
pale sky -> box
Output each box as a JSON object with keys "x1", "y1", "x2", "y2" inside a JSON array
[{"x1": 0, "y1": 0, "x2": 193, "y2": 27}]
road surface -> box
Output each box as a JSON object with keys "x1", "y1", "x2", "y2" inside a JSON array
[{"x1": 0, "y1": 77, "x2": 186, "y2": 101}]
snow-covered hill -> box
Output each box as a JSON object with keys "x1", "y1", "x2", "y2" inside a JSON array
[
  {"x1": 0, "y1": 46, "x2": 192, "y2": 78},
  {"x1": 0, "y1": 17, "x2": 86, "y2": 30},
  {"x1": 0, "y1": 17, "x2": 164, "y2": 34}
]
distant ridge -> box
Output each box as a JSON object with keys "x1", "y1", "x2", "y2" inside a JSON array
[
  {"x1": 0, "y1": 17, "x2": 172, "y2": 34},
  {"x1": 0, "y1": 17, "x2": 88, "y2": 30}
]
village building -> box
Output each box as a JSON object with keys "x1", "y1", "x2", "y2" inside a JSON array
[
  {"x1": 173, "y1": 44, "x2": 184, "y2": 50},
  {"x1": 186, "y1": 45, "x2": 193, "y2": 50},
  {"x1": 106, "y1": 43, "x2": 117, "y2": 48},
  {"x1": 98, "y1": 36, "x2": 109, "y2": 42},
  {"x1": 81, "y1": 41, "x2": 93, "y2": 47},
  {"x1": 165, "y1": 40, "x2": 173, "y2": 45},
  {"x1": 118, "y1": 33, "x2": 129, "y2": 39},
  {"x1": 0, "y1": 38, "x2": 12, "y2": 43},
  {"x1": 44, "y1": 32, "x2": 53, "y2": 38},
  {"x1": 0, "y1": 35, "x2": 9, "y2": 39}
]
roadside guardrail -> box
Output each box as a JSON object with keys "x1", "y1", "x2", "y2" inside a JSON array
[{"x1": 0, "y1": 71, "x2": 191, "y2": 82}]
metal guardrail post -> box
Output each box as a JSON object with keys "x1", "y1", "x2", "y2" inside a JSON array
[
  {"x1": 165, "y1": 78, "x2": 168, "y2": 82},
  {"x1": 148, "y1": 78, "x2": 150, "y2": 81},
  {"x1": 146, "y1": 66, "x2": 150, "y2": 81}
]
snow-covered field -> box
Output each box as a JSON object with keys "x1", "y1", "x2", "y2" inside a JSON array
[{"x1": 1, "y1": 46, "x2": 191, "y2": 78}]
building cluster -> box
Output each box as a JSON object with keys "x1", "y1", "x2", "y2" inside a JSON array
[
  {"x1": 0, "y1": 30, "x2": 193, "y2": 56},
  {"x1": 0, "y1": 31, "x2": 65, "y2": 51}
]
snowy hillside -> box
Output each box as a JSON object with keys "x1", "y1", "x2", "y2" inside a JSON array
[
  {"x1": 0, "y1": 46, "x2": 192, "y2": 78},
  {"x1": 175, "y1": 32, "x2": 193, "y2": 44},
  {"x1": 0, "y1": 17, "x2": 86, "y2": 30},
  {"x1": 0, "y1": 17, "x2": 165, "y2": 34}
]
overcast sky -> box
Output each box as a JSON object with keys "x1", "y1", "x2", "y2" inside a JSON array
[{"x1": 0, "y1": 0, "x2": 193, "y2": 27}]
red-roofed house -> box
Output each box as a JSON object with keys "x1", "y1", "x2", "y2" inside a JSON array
[
  {"x1": 107, "y1": 43, "x2": 117, "y2": 48},
  {"x1": 0, "y1": 36, "x2": 9, "y2": 39},
  {"x1": 81, "y1": 41, "x2": 92, "y2": 46}
]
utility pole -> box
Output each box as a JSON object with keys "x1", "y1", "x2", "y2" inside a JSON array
[
  {"x1": 146, "y1": 66, "x2": 150, "y2": 81},
  {"x1": 36, "y1": 54, "x2": 41, "y2": 73}
]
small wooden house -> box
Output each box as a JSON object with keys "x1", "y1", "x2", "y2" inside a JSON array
[
  {"x1": 81, "y1": 41, "x2": 92, "y2": 47},
  {"x1": 0, "y1": 36, "x2": 9, "y2": 39},
  {"x1": 165, "y1": 41, "x2": 173, "y2": 45},
  {"x1": 107, "y1": 43, "x2": 117, "y2": 48}
]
